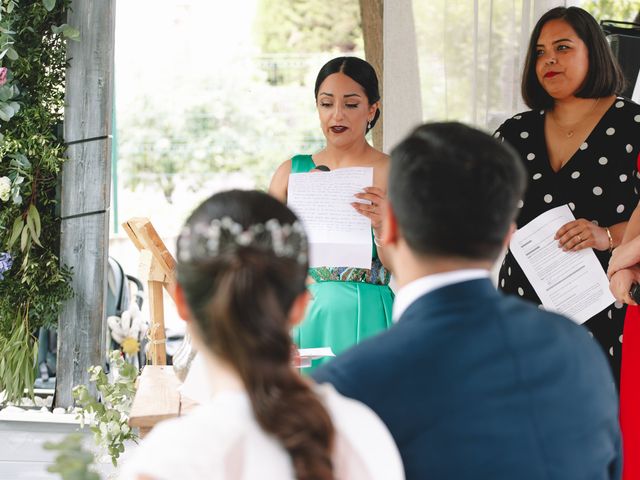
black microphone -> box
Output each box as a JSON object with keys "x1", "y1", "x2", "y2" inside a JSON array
[{"x1": 630, "y1": 283, "x2": 640, "y2": 303}]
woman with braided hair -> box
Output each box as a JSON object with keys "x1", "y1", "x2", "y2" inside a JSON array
[{"x1": 121, "y1": 190, "x2": 404, "y2": 480}]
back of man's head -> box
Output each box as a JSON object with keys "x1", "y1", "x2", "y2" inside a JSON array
[{"x1": 389, "y1": 122, "x2": 527, "y2": 262}]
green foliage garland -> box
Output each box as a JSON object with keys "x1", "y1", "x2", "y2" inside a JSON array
[{"x1": 0, "y1": 0, "x2": 77, "y2": 403}]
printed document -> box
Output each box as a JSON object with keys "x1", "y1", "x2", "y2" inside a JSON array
[
  {"x1": 509, "y1": 204, "x2": 615, "y2": 324},
  {"x1": 288, "y1": 167, "x2": 373, "y2": 269}
]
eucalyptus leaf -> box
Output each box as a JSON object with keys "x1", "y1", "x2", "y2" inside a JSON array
[
  {"x1": 20, "y1": 222, "x2": 29, "y2": 251},
  {"x1": 6, "y1": 46, "x2": 17, "y2": 60},
  {"x1": 0, "y1": 103, "x2": 15, "y2": 117},
  {"x1": 8, "y1": 216, "x2": 23, "y2": 248},
  {"x1": 29, "y1": 204, "x2": 42, "y2": 238},
  {"x1": 64, "y1": 26, "x2": 80, "y2": 40},
  {"x1": 52, "y1": 24, "x2": 80, "y2": 40},
  {"x1": 11, "y1": 187, "x2": 22, "y2": 205},
  {"x1": 26, "y1": 210, "x2": 42, "y2": 247},
  {"x1": 12, "y1": 155, "x2": 31, "y2": 169}
]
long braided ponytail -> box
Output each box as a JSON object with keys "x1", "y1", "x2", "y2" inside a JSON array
[{"x1": 177, "y1": 190, "x2": 335, "y2": 480}]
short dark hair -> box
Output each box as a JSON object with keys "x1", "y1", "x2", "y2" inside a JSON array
[
  {"x1": 389, "y1": 122, "x2": 527, "y2": 261},
  {"x1": 522, "y1": 6, "x2": 626, "y2": 110},
  {"x1": 314, "y1": 56, "x2": 381, "y2": 132}
]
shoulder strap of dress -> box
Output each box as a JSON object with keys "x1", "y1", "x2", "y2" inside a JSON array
[{"x1": 290, "y1": 154, "x2": 315, "y2": 173}]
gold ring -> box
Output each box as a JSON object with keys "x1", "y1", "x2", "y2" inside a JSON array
[{"x1": 577, "y1": 234, "x2": 582, "y2": 242}]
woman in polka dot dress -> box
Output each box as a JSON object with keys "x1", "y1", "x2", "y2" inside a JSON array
[{"x1": 496, "y1": 6, "x2": 640, "y2": 389}]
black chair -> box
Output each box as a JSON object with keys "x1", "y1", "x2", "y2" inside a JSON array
[
  {"x1": 35, "y1": 256, "x2": 145, "y2": 386},
  {"x1": 601, "y1": 20, "x2": 640, "y2": 99}
]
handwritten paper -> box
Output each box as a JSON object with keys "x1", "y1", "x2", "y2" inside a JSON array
[
  {"x1": 509, "y1": 204, "x2": 615, "y2": 324},
  {"x1": 288, "y1": 167, "x2": 373, "y2": 268}
]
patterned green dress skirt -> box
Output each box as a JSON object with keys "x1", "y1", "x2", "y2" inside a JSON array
[{"x1": 289, "y1": 155, "x2": 395, "y2": 372}]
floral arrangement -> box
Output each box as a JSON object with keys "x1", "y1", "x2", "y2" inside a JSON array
[
  {"x1": 44, "y1": 351, "x2": 139, "y2": 479},
  {"x1": 73, "y1": 350, "x2": 139, "y2": 467},
  {"x1": 0, "y1": 0, "x2": 78, "y2": 404}
]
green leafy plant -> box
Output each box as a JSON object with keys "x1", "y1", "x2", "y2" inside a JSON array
[
  {"x1": 0, "y1": 310, "x2": 37, "y2": 402},
  {"x1": 0, "y1": 0, "x2": 74, "y2": 403},
  {"x1": 72, "y1": 351, "x2": 139, "y2": 467},
  {"x1": 44, "y1": 433, "x2": 101, "y2": 480}
]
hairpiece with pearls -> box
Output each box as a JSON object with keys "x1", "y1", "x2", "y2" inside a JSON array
[{"x1": 178, "y1": 216, "x2": 308, "y2": 265}]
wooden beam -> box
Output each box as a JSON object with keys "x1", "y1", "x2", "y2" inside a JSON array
[
  {"x1": 359, "y1": 0, "x2": 383, "y2": 151},
  {"x1": 56, "y1": 0, "x2": 116, "y2": 408},
  {"x1": 122, "y1": 217, "x2": 177, "y2": 303},
  {"x1": 138, "y1": 250, "x2": 168, "y2": 365}
]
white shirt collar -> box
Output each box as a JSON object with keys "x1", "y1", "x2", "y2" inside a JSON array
[{"x1": 392, "y1": 269, "x2": 490, "y2": 322}]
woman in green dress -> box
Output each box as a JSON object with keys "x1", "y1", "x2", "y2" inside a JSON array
[{"x1": 269, "y1": 57, "x2": 393, "y2": 370}]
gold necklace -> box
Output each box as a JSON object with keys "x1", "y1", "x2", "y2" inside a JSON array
[{"x1": 549, "y1": 98, "x2": 601, "y2": 138}]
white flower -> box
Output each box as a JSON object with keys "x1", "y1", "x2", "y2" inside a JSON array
[
  {"x1": 107, "y1": 421, "x2": 121, "y2": 435},
  {"x1": 0, "y1": 177, "x2": 11, "y2": 202}
]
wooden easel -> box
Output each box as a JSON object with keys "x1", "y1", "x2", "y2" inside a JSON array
[{"x1": 122, "y1": 218, "x2": 177, "y2": 366}]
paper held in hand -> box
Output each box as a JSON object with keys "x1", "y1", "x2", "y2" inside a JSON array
[
  {"x1": 297, "y1": 347, "x2": 336, "y2": 369},
  {"x1": 287, "y1": 167, "x2": 373, "y2": 269},
  {"x1": 509, "y1": 204, "x2": 615, "y2": 324}
]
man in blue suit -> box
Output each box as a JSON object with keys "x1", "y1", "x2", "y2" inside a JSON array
[{"x1": 313, "y1": 122, "x2": 621, "y2": 479}]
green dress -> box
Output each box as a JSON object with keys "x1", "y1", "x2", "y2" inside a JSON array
[{"x1": 290, "y1": 155, "x2": 394, "y2": 371}]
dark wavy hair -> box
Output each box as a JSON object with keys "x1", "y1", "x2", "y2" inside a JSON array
[
  {"x1": 176, "y1": 190, "x2": 334, "y2": 480},
  {"x1": 314, "y1": 56, "x2": 381, "y2": 132},
  {"x1": 522, "y1": 6, "x2": 625, "y2": 110}
]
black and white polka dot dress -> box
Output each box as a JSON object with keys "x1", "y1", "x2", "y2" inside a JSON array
[{"x1": 496, "y1": 97, "x2": 640, "y2": 387}]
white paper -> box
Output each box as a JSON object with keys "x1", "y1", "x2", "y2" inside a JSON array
[
  {"x1": 297, "y1": 347, "x2": 336, "y2": 369},
  {"x1": 509, "y1": 205, "x2": 615, "y2": 324},
  {"x1": 288, "y1": 167, "x2": 373, "y2": 268}
]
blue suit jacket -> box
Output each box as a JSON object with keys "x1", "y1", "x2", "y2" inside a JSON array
[{"x1": 313, "y1": 279, "x2": 621, "y2": 480}]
